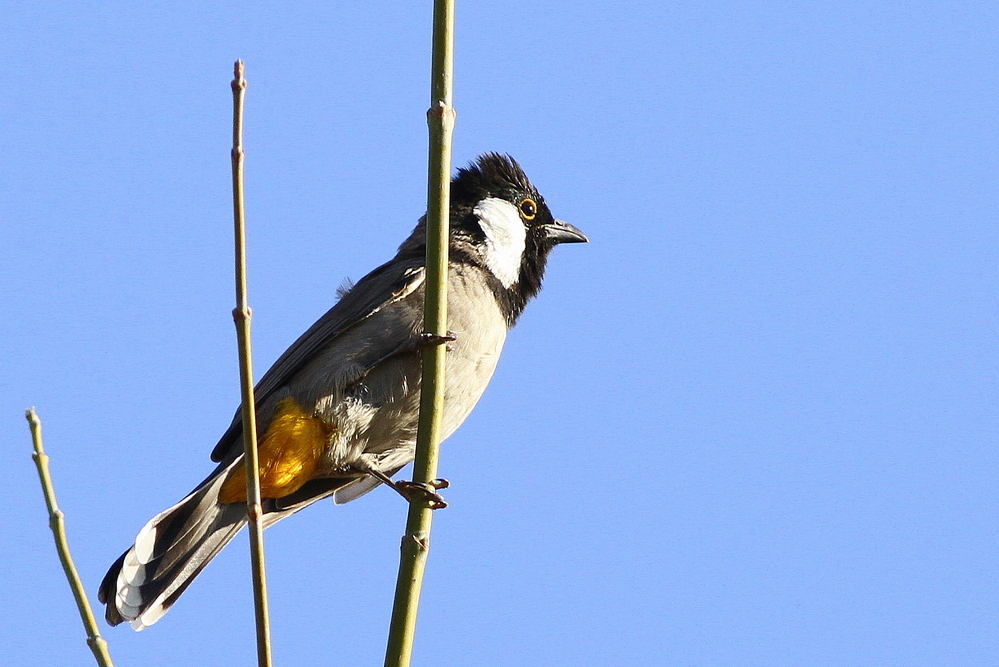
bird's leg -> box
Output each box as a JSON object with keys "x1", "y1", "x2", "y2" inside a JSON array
[{"x1": 362, "y1": 466, "x2": 450, "y2": 509}]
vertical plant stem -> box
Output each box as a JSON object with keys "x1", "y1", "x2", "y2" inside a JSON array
[
  {"x1": 25, "y1": 408, "x2": 115, "y2": 667},
  {"x1": 230, "y1": 59, "x2": 274, "y2": 667},
  {"x1": 383, "y1": 1, "x2": 456, "y2": 666}
]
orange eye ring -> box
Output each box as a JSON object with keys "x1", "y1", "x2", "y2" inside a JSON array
[{"x1": 519, "y1": 198, "x2": 537, "y2": 220}]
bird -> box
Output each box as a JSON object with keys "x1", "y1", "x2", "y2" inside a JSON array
[{"x1": 98, "y1": 153, "x2": 587, "y2": 630}]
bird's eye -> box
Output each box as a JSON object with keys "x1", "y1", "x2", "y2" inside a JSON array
[{"x1": 519, "y1": 198, "x2": 537, "y2": 220}]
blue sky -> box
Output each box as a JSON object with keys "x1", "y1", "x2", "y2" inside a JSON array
[{"x1": 3, "y1": 2, "x2": 997, "y2": 665}]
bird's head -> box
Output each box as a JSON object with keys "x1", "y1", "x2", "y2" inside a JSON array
[
  {"x1": 449, "y1": 153, "x2": 587, "y2": 322},
  {"x1": 398, "y1": 153, "x2": 586, "y2": 324}
]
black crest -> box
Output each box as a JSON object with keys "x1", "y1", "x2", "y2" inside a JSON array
[{"x1": 451, "y1": 153, "x2": 538, "y2": 206}]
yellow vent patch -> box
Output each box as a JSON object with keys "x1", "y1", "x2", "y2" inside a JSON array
[{"x1": 219, "y1": 397, "x2": 330, "y2": 503}]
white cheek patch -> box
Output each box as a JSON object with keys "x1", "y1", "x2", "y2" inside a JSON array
[{"x1": 473, "y1": 197, "x2": 527, "y2": 288}]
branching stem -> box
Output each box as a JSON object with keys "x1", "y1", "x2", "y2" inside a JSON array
[{"x1": 26, "y1": 408, "x2": 115, "y2": 667}]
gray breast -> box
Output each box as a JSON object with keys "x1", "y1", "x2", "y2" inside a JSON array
[
  {"x1": 438, "y1": 265, "x2": 508, "y2": 437},
  {"x1": 298, "y1": 262, "x2": 508, "y2": 473}
]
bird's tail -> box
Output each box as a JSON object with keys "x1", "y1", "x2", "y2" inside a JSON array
[
  {"x1": 98, "y1": 460, "x2": 360, "y2": 630},
  {"x1": 98, "y1": 462, "x2": 247, "y2": 630}
]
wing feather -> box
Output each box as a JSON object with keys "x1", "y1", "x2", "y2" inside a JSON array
[{"x1": 210, "y1": 257, "x2": 425, "y2": 462}]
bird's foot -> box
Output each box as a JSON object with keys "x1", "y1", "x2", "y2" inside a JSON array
[
  {"x1": 395, "y1": 478, "x2": 450, "y2": 509},
  {"x1": 358, "y1": 463, "x2": 450, "y2": 509},
  {"x1": 418, "y1": 331, "x2": 456, "y2": 347}
]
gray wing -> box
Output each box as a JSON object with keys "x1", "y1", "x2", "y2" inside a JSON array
[{"x1": 210, "y1": 255, "x2": 426, "y2": 463}]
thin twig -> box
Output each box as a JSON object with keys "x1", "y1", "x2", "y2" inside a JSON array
[
  {"x1": 383, "y1": 1, "x2": 457, "y2": 665},
  {"x1": 230, "y1": 59, "x2": 274, "y2": 667},
  {"x1": 25, "y1": 408, "x2": 115, "y2": 667}
]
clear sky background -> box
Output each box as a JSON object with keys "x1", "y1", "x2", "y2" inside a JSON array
[{"x1": 3, "y1": 2, "x2": 997, "y2": 666}]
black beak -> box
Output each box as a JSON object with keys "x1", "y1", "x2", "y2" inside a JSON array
[{"x1": 544, "y1": 219, "x2": 589, "y2": 244}]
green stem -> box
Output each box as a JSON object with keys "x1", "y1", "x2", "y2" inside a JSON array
[
  {"x1": 383, "y1": 1, "x2": 456, "y2": 666},
  {"x1": 25, "y1": 408, "x2": 115, "y2": 667},
  {"x1": 230, "y1": 59, "x2": 274, "y2": 667}
]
